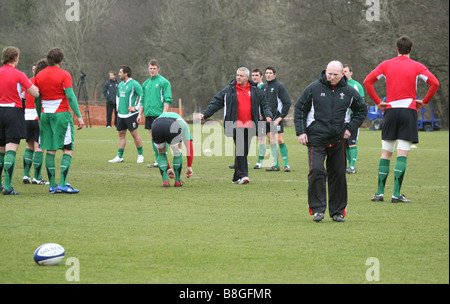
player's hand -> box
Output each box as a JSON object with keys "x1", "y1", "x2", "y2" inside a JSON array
[
  {"x1": 415, "y1": 99, "x2": 425, "y2": 112},
  {"x1": 185, "y1": 167, "x2": 193, "y2": 178},
  {"x1": 197, "y1": 114, "x2": 205, "y2": 120},
  {"x1": 77, "y1": 117, "x2": 85, "y2": 130},
  {"x1": 137, "y1": 115, "x2": 142, "y2": 124},
  {"x1": 266, "y1": 117, "x2": 272, "y2": 123},
  {"x1": 274, "y1": 117, "x2": 282, "y2": 126},
  {"x1": 298, "y1": 133, "x2": 308, "y2": 146},
  {"x1": 377, "y1": 102, "x2": 387, "y2": 113},
  {"x1": 343, "y1": 129, "x2": 351, "y2": 140}
]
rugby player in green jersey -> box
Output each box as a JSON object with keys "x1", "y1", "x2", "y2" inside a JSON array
[{"x1": 109, "y1": 65, "x2": 144, "y2": 164}]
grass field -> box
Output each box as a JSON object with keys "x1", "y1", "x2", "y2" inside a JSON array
[{"x1": 0, "y1": 125, "x2": 448, "y2": 284}]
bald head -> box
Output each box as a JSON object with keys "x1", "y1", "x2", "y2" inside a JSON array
[{"x1": 326, "y1": 60, "x2": 344, "y2": 86}]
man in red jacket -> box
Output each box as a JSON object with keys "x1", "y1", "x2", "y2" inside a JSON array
[{"x1": 364, "y1": 36, "x2": 439, "y2": 203}]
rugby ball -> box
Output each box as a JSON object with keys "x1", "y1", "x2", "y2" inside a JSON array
[{"x1": 33, "y1": 243, "x2": 65, "y2": 266}]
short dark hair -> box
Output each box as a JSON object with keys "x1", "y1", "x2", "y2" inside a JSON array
[
  {"x1": 252, "y1": 69, "x2": 263, "y2": 76},
  {"x1": 148, "y1": 59, "x2": 159, "y2": 68},
  {"x1": 47, "y1": 47, "x2": 64, "y2": 65},
  {"x1": 343, "y1": 64, "x2": 353, "y2": 72},
  {"x1": 120, "y1": 65, "x2": 132, "y2": 77},
  {"x1": 397, "y1": 36, "x2": 413, "y2": 55},
  {"x1": 265, "y1": 66, "x2": 277, "y2": 74},
  {"x1": 34, "y1": 58, "x2": 48, "y2": 76},
  {"x1": 2, "y1": 46, "x2": 20, "y2": 65}
]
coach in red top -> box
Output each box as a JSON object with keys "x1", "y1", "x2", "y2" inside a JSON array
[
  {"x1": 198, "y1": 67, "x2": 273, "y2": 184},
  {"x1": 364, "y1": 36, "x2": 440, "y2": 203},
  {"x1": 0, "y1": 46, "x2": 40, "y2": 195}
]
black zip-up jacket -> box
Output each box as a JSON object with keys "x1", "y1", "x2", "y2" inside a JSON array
[
  {"x1": 103, "y1": 79, "x2": 118, "y2": 105},
  {"x1": 294, "y1": 70, "x2": 367, "y2": 146},
  {"x1": 261, "y1": 78, "x2": 291, "y2": 119},
  {"x1": 202, "y1": 79, "x2": 273, "y2": 137}
]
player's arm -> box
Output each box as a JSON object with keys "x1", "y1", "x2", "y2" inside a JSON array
[
  {"x1": 421, "y1": 71, "x2": 440, "y2": 105},
  {"x1": 162, "y1": 81, "x2": 173, "y2": 113},
  {"x1": 65, "y1": 87, "x2": 84, "y2": 130},
  {"x1": 363, "y1": 70, "x2": 383, "y2": 105}
]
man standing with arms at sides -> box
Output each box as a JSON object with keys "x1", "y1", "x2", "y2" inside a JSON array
[
  {"x1": 138, "y1": 59, "x2": 173, "y2": 169},
  {"x1": 198, "y1": 67, "x2": 273, "y2": 184},
  {"x1": 109, "y1": 65, "x2": 144, "y2": 164},
  {"x1": 22, "y1": 60, "x2": 49, "y2": 186},
  {"x1": 295, "y1": 61, "x2": 367, "y2": 222},
  {"x1": 34, "y1": 47, "x2": 85, "y2": 194},
  {"x1": 343, "y1": 64, "x2": 365, "y2": 174},
  {"x1": 364, "y1": 36, "x2": 439, "y2": 203},
  {"x1": 103, "y1": 71, "x2": 118, "y2": 128},
  {"x1": 0, "y1": 46, "x2": 40, "y2": 195},
  {"x1": 262, "y1": 67, "x2": 292, "y2": 172}
]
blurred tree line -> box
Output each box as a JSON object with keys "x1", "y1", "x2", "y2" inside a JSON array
[{"x1": 1, "y1": 0, "x2": 448, "y2": 127}]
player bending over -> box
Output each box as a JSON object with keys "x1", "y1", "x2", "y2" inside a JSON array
[{"x1": 151, "y1": 112, "x2": 193, "y2": 187}]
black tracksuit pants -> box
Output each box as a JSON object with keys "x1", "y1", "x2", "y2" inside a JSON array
[
  {"x1": 307, "y1": 141, "x2": 348, "y2": 217},
  {"x1": 232, "y1": 127, "x2": 255, "y2": 182}
]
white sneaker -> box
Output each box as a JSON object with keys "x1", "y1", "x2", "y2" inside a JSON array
[
  {"x1": 238, "y1": 177, "x2": 250, "y2": 184},
  {"x1": 109, "y1": 156, "x2": 124, "y2": 163},
  {"x1": 23, "y1": 176, "x2": 31, "y2": 184},
  {"x1": 147, "y1": 161, "x2": 158, "y2": 168},
  {"x1": 253, "y1": 163, "x2": 262, "y2": 169},
  {"x1": 137, "y1": 155, "x2": 144, "y2": 163}
]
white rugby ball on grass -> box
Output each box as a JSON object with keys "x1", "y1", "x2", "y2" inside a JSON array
[{"x1": 33, "y1": 243, "x2": 65, "y2": 266}]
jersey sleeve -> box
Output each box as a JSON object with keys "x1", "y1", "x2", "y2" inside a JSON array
[
  {"x1": 418, "y1": 64, "x2": 440, "y2": 104},
  {"x1": 363, "y1": 65, "x2": 384, "y2": 105}
]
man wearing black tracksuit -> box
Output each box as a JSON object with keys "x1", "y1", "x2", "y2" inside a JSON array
[{"x1": 294, "y1": 61, "x2": 367, "y2": 222}]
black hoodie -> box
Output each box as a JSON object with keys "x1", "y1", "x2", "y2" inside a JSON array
[{"x1": 294, "y1": 70, "x2": 367, "y2": 146}]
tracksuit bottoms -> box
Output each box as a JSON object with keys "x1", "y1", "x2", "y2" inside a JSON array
[{"x1": 307, "y1": 141, "x2": 348, "y2": 218}]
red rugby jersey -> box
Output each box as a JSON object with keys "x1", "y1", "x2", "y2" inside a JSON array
[
  {"x1": 34, "y1": 66, "x2": 73, "y2": 113},
  {"x1": 0, "y1": 65, "x2": 33, "y2": 108},
  {"x1": 364, "y1": 56, "x2": 439, "y2": 110}
]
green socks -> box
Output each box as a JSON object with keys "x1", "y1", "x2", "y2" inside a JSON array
[
  {"x1": 393, "y1": 156, "x2": 407, "y2": 198},
  {"x1": 23, "y1": 148, "x2": 34, "y2": 178},
  {"x1": 377, "y1": 158, "x2": 390, "y2": 195},
  {"x1": 173, "y1": 153, "x2": 183, "y2": 182},
  {"x1": 46, "y1": 153, "x2": 57, "y2": 187},
  {"x1": 257, "y1": 144, "x2": 266, "y2": 164},
  {"x1": 60, "y1": 154, "x2": 72, "y2": 188},
  {"x1": 33, "y1": 151, "x2": 44, "y2": 180},
  {"x1": 157, "y1": 152, "x2": 169, "y2": 182},
  {"x1": 376, "y1": 157, "x2": 408, "y2": 198},
  {"x1": 279, "y1": 143, "x2": 289, "y2": 167},
  {"x1": 270, "y1": 144, "x2": 279, "y2": 167},
  {"x1": 348, "y1": 146, "x2": 358, "y2": 168},
  {"x1": 137, "y1": 146, "x2": 143, "y2": 156},
  {"x1": 0, "y1": 152, "x2": 5, "y2": 188},
  {"x1": 118, "y1": 148, "x2": 125, "y2": 158},
  {"x1": 3, "y1": 151, "x2": 16, "y2": 191}
]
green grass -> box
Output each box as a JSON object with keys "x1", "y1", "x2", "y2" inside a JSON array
[{"x1": 0, "y1": 126, "x2": 448, "y2": 284}]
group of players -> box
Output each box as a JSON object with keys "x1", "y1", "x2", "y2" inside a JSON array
[{"x1": 0, "y1": 36, "x2": 440, "y2": 223}]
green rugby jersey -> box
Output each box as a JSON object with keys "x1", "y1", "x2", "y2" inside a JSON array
[
  {"x1": 116, "y1": 78, "x2": 143, "y2": 118},
  {"x1": 156, "y1": 112, "x2": 192, "y2": 142},
  {"x1": 141, "y1": 74, "x2": 173, "y2": 117},
  {"x1": 347, "y1": 78, "x2": 365, "y2": 99}
]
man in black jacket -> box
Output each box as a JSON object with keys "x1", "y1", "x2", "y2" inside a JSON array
[
  {"x1": 294, "y1": 61, "x2": 367, "y2": 223},
  {"x1": 198, "y1": 67, "x2": 273, "y2": 184},
  {"x1": 102, "y1": 71, "x2": 118, "y2": 128},
  {"x1": 262, "y1": 67, "x2": 292, "y2": 172}
]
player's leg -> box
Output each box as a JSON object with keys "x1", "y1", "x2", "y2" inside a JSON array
[
  {"x1": 23, "y1": 141, "x2": 34, "y2": 183},
  {"x1": 109, "y1": 117, "x2": 126, "y2": 162},
  {"x1": 32, "y1": 141, "x2": 47, "y2": 184},
  {"x1": 307, "y1": 145, "x2": 327, "y2": 221},
  {"x1": 392, "y1": 141, "x2": 411, "y2": 202},
  {"x1": 171, "y1": 142, "x2": 183, "y2": 186},
  {"x1": 278, "y1": 124, "x2": 290, "y2": 171},
  {"x1": 3, "y1": 142, "x2": 20, "y2": 193},
  {"x1": 326, "y1": 141, "x2": 347, "y2": 221}
]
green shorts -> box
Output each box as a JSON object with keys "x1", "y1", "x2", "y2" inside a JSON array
[{"x1": 39, "y1": 112, "x2": 75, "y2": 151}]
